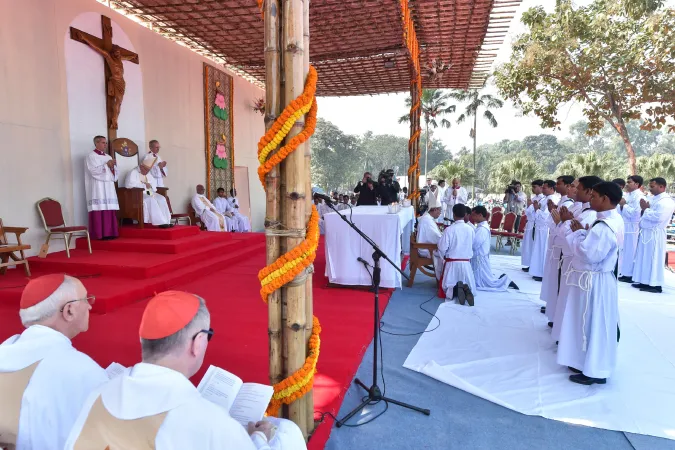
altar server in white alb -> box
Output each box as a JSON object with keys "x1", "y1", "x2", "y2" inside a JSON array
[
  {"x1": 228, "y1": 188, "x2": 252, "y2": 232},
  {"x1": 213, "y1": 187, "x2": 239, "y2": 230},
  {"x1": 551, "y1": 176, "x2": 601, "y2": 342},
  {"x1": 192, "y1": 185, "x2": 232, "y2": 232},
  {"x1": 85, "y1": 135, "x2": 119, "y2": 240},
  {"x1": 529, "y1": 180, "x2": 559, "y2": 281},
  {"x1": 65, "y1": 291, "x2": 306, "y2": 450},
  {"x1": 147, "y1": 139, "x2": 168, "y2": 188},
  {"x1": 124, "y1": 155, "x2": 172, "y2": 227},
  {"x1": 0, "y1": 274, "x2": 107, "y2": 450},
  {"x1": 521, "y1": 179, "x2": 545, "y2": 272},
  {"x1": 631, "y1": 177, "x2": 675, "y2": 293},
  {"x1": 617, "y1": 175, "x2": 645, "y2": 283},
  {"x1": 557, "y1": 182, "x2": 624, "y2": 386},
  {"x1": 470, "y1": 206, "x2": 518, "y2": 291},
  {"x1": 442, "y1": 178, "x2": 468, "y2": 222},
  {"x1": 416, "y1": 190, "x2": 443, "y2": 276},
  {"x1": 437, "y1": 204, "x2": 477, "y2": 304}
]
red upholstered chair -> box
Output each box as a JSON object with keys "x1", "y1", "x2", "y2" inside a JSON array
[
  {"x1": 495, "y1": 212, "x2": 516, "y2": 252},
  {"x1": 37, "y1": 198, "x2": 91, "y2": 258},
  {"x1": 491, "y1": 206, "x2": 502, "y2": 214},
  {"x1": 505, "y1": 214, "x2": 528, "y2": 255},
  {"x1": 489, "y1": 210, "x2": 503, "y2": 237}
]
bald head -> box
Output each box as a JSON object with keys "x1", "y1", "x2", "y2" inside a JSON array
[{"x1": 196, "y1": 185, "x2": 205, "y2": 195}]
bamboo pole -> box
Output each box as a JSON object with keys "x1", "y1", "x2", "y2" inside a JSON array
[{"x1": 282, "y1": 0, "x2": 309, "y2": 437}]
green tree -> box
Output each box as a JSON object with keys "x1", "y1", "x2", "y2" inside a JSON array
[
  {"x1": 495, "y1": 1, "x2": 675, "y2": 175},
  {"x1": 554, "y1": 151, "x2": 625, "y2": 180},
  {"x1": 489, "y1": 153, "x2": 545, "y2": 193},
  {"x1": 310, "y1": 119, "x2": 363, "y2": 191},
  {"x1": 636, "y1": 153, "x2": 675, "y2": 182},
  {"x1": 428, "y1": 160, "x2": 473, "y2": 183},
  {"x1": 521, "y1": 134, "x2": 572, "y2": 173}
]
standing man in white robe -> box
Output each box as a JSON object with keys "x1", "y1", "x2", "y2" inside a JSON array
[
  {"x1": 124, "y1": 155, "x2": 172, "y2": 227},
  {"x1": 442, "y1": 178, "x2": 468, "y2": 223},
  {"x1": 557, "y1": 182, "x2": 624, "y2": 385},
  {"x1": 0, "y1": 274, "x2": 107, "y2": 450},
  {"x1": 522, "y1": 180, "x2": 545, "y2": 272},
  {"x1": 85, "y1": 135, "x2": 119, "y2": 240},
  {"x1": 228, "y1": 188, "x2": 252, "y2": 232},
  {"x1": 437, "y1": 204, "x2": 477, "y2": 304},
  {"x1": 617, "y1": 175, "x2": 646, "y2": 283},
  {"x1": 631, "y1": 177, "x2": 675, "y2": 293},
  {"x1": 192, "y1": 185, "x2": 230, "y2": 232},
  {"x1": 437, "y1": 180, "x2": 448, "y2": 221},
  {"x1": 470, "y1": 206, "x2": 518, "y2": 291},
  {"x1": 213, "y1": 187, "x2": 238, "y2": 231},
  {"x1": 65, "y1": 291, "x2": 306, "y2": 450},
  {"x1": 529, "y1": 180, "x2": 558, "y2": 282},
  {"x1": 147, "y1": 140, "x2": 168, "y2": 188},
  {"x1": 416, "y1": 191, "x2": 443, "y2": 278}
]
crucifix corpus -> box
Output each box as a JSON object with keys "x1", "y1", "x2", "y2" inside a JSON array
[{"x1": 70, "y1": 15, "x2": 139, "y2": 142}]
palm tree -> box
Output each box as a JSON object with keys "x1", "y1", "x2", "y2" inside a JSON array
[
  {"x1": 489, "y1": 154, "x2": 544, "y2": 193},
  {"x1": 429, "y1": 160, "x2": 473, "y2": 183},
  {"x1": 636, "y1": 154, "x2": 675, "y2": 182},
  {"x1": 554, "y1": 151, "x2": 624, "y2": 180},
  {"x1": 448, "y1": 89, "x2": 504, "y2": 200},
  {"x1": 399, "y1": 89, "x2": 456, "y2": 178}
]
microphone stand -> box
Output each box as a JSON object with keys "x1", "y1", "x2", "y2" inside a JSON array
[{"x1": 322, "y1": 201, "x2": 430, "y2": 427}]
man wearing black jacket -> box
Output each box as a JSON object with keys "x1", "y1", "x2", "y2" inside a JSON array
[{"x1": 354, "y1": 172, "x2": 378, "y2": 206}]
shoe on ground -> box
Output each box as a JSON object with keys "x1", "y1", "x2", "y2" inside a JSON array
[
  {"x1": 540, "y1": 306, "x2": 546, "y2": 314},
  {"x1": 617, "y1": 275, "x2": 633, "y2": 283},
  {"x1": 631, "y1": 283, "x2": 647, "y2": 289},
  {"x1": 533, "y1": 276, "x2": 543, "y2": 282},
  {"x1": 640, "y1": 285, "x2": 663, "y2": 293},
  {"x1": 547, "y1": 322, "x2": 553, "y2": 328},
  {"x1": 568, "y1": 366, "x2": 582, "y2": 374},
  {"x1": 462, "y1": 283, "x2": 475, "y2": 307},
  {"x1": 569, "y1": 374, "x2": 606, "y2": 385},
  {"x1": 508, "y1": 281, "x2": 520, "y2": 290},
  {"x1": 522, "y1": 267, "x2": 530, "y2": 273},
  {"x1": 456, "y1": 282, "x2": 466, "y2": 305}
]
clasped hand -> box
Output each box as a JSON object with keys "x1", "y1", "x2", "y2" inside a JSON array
[
  {"x1": 247, "y1": 420, "x2": 276, "y2": 441},
  {"x1": 640, "y1": 199, "x2": 650, "y2": 210},
  {"x1": 570, "y1": 219, "x2": 589, "y2": 232}
]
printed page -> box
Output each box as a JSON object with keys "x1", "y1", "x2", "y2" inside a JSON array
[
  {"x1": 228, "y1": 383, "x2": 274, "y2": 426},
  {"x1": 197, "y1": 365, "x2": 243, "y2": 412},
  {"x1": 105, "y1": 362, "x2": 126, "y2": 379}
]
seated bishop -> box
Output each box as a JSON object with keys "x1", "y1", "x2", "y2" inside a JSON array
[
  {"x1": 228, "y1": 188, "x2": 252, "y2": 232},
  {"x1": 213, "y1": 187, "x2": 239, "y2": 231},
  {"x1": 416, "y1": 189, "x2": 443, "y2": 277},
  {"x1": 64, "y1": 291, "x2": 306, "y2": 450},
  {"x1": 437, "y1": 204, "x2": 477, "y2": 304},
  {"x1": 0, "y1": 275, "x2": 107, "y2": 450},
  {"x1": 470, "y1": 206, "x2": 518, "y2": 292},
  {"x1": 192, "y1": 185, "x2": 232, "y2": 232},
  {"x1": 124, "y1": 155, "x2": 172, "y2": 227}
]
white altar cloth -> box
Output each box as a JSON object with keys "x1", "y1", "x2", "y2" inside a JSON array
[{"x1": 324, "y1": 205, "x2": 414, "y2": 288}]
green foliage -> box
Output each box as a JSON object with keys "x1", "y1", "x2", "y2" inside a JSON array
[
  {"x1": 310, "y1": 119, "x2": 363, "y2": 192},
  {"x1": 213, "y1": 105, "x2": 228, "y2": 121},
  {"x1": 489, "y1": 152, "x2": 546, "y2": 192},
  {"x1": 636, "y1": 153, "x2": 675, "y2": 182},
  {"x1": 554, "y1": 151, "x2": 625, "y2": 180},
  {"x1": 428, "y1": 160, "x2": 473, "y2": 183}
]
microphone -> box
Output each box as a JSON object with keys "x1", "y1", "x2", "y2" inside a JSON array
[
  {"x1": 314, "y1": 193, "x2": 334, "y2": 205},
  {"x1": 357, "y1": 257, "x2": 369, "y2": 265}
]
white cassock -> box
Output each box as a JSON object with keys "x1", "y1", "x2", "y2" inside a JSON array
[
  {"x1": 65, "y1": 363, "x2": 306, "y2": 450},
  {"x1": 471, "y1": 221, "x2": 510, "y2": 291},
  {"x1": 227, "y1": 197, "x2": 252, "y2": 232},
  {"x1": 148, "y1": 153, "x2": 168, "y2": 188},
  {"x1": 557, "y1": 209, "x2": 624, "y2": 378},
  {"x1": 552, "y1": 203, "x2": 596, "y2": 341},
  {"x1": 124, "y1": 168, "x2": 171, "y2": 226},
  {"x1": 192, "y1": 194, "x2": 230, "y2": 232},
  {"x1": 632, "y1": 192, "x2": 675, "y2": 288},
  {"x1": 437, "y1": 185, "x2": 447, "y2": 221},
  {"x1": 84, "y1": 150, "x2": 119, "y2": 212},
  {"x1": 618, "y1": 189, "x2": 644, "y2": 277},
  {"x1": 213, "y1": 197, "x2": 239, "y2": 231},
  {"x1": 442, "y1": 186, "x2": 468, "y2": 221},
  {"x1": 529, "y1": 194, "x2": 559, "y2": 278},
  {"x1": 437, "y1": 219, "x2": 477, "y2": 298},
  {"x1": 521, "y1": 193, "x2": 545, "y2": 268},
  {"x1": 0, "y1": 325, "x2": 108, "y2": 450},
  {"x1": 540, "y1": 197, "x2": 577, "y2": 320},
  {"x1": 416, "y1": 212, "x2": 443, "y2": 278}
]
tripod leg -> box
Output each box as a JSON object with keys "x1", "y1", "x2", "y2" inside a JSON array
[
  {"x1": 354, "y1": 378, "x2": 369, "y2": 392},
  {"x1": 380, "y1": 395, "x2": 431, "y2": 415},
  {"x1": 335, "y1": 396, "x2": 373, "y2": 428}
]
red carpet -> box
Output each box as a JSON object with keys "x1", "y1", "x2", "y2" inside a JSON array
[{"x1": 0, "y1": 230, "x2": 391, "y2": 449}]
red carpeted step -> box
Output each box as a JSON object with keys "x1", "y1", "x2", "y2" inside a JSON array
[
  {"x1": 75, "y1": 232, "x2": 232, "y2": 254},
  {"x1": 119, "y1": 225, "x2": 201, "y2": 240}
]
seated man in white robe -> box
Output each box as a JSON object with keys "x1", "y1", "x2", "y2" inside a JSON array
[
  {"x1": 192, "y1": 185, "x2": 232, "y2": 232},
  {"x1": 65, "y1": 291, "x2": 306, "y2": 450},
  {"x1": 0, "y1": 275, "x2": 107, "y2": 450},
  {"x1": 557, "y1": 181, "x2": 624, "y2": 386},
  {"x1": 213, "y1": 187, "x2": 238, "y2": 231},
  {"x1": 124, "y1": 155, "x2": 172, "y2": 227},
  {"x1": 470, "y1": 206, "x2": 518, "y2": 292},
  {"x1": 228, "y1": 188, "x2": 252, "y2": 232},
  {"x1": 416, "y1": 192, "x2": 443, "y2": 278},
  {"x1": 437, "y1": 204, "x2": 477, "y2": 305}
]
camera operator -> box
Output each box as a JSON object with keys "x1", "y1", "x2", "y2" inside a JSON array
[
  {"x1": 354, "y1": 172, "x2": 378, "y2": 206},
  {"x1": 503, "y1": 180, "x2": 526, "y2": 232},
  {"x1": 376, "y1": 169, "x2": 401, "y2": 205}
]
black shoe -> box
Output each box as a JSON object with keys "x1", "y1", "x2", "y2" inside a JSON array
[
  {"x1": 158, "y1": 224, "x2": 171, "y2": 229},
  {"x1": 533, "y1": 276, "x2": 543, "y2": 282},
  {"x1": 548, "y1": 322, "x2": 553, "y2": 328},
  {"x1": 522, "y1": 267, "x2": 530, "y2": 273},
  {"x1": 568, "y1": 366, "x2": 582, "y2": 374},
  {"x1": 463, "y1": 284, "x2": 475, "y2": 307},
  {"x1": 456, "y1": 282, "x2": 466, "y2": 305},
  {"x1": 569, "y1": 374, "x2": 606, "y2": 385},
  {"x1": 508, "y1": 281, "x2": 520, "y2": 290},
  {"x1": 640, "y1": 285, "x2": 663, "y2": 293},
  {"x1": 101, "y1": 236, "x2": 118, "y2": 241},
  {"x1": 618, "y1": 276, "x2": 633, "y2": 283},
  {"x1": 540, "y1": 306, "x2": 546, "y2": 314},
  {"x1": 632, "y1": 283, "x2": 647, "y2": 289}
]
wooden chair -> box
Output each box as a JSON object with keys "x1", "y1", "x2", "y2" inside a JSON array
[
  {"x1": 0, "y1": 219, "x2": 31, "y2": 276},
  {"x1": 408, "y1": 233, "x2": 438, "y2": 287},
  {"x1": 111, "y1": 138, "x2": 145, "y2": 228},
  {"x1": 188, "y1": 204, "x2": 206, "y2": 231},
  {"x1": 157, "y1": 188, "x2": 191, "y2": 226},
  {"x1": 36, "y1": 198, "x2": 91, "y2": 258}
]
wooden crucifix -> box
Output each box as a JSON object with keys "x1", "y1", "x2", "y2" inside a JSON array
[{"x1": 70, "y1": 15, "x2": 139, "y2": 143}]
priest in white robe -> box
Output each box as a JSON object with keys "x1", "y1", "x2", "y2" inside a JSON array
[
  {"x1": 557, "y1": 181, "x2": 624, "y2": 385},
  {"x1": 228, "y1": 188, "x2": 252, "y2": 232},
  {"x1": 65, "y1": 291, "x2": 306, "y2": 450},
  {"x1": 631, "y1": 177, "x2": 675, "y2": 293},
  {"x1": 124, "y1": 155, "x2": 172, "y2": 227},
  {"x1": 0, "y1": 274, "x2": 107, "y2": 450},
  {"x1": 85, "y1": 135, "x2": 119, "y2": 240},
  {"x1": 521, "y1": 180, "x2": 545, "y2": 271},
  {"x1": 437, "y1": 204, "x2": 477, "y2": 304},
  {"x1": 213, "y1": 187, "x2": 238, "y2": 231},
  {"x1": 416, "y1": 191, "x2": 443, "y2": 278},
  {"x1": 147, "y1": 139, "x2": 168, "y2": 188},
  {"x1": 529, "y1": 180, "x2": 558, "y2": 281},
  {"x1": 470, "y1": 206, "x2": 517, "y2": 291},
  {"x1": 192, "y1": 185, "x2": 231, "y2": 232},
  {"x1": 617, "y1": 175, "x2": 645, "y2": 282},
  {"x1": 442, "y1": 178, "x2": 468, "y2": 222}
]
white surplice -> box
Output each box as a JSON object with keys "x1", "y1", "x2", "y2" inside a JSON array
[
  {"x1": 213, "y1": 197, "x2": 238, "y2": 231},
  {"x1": 192, "y1": 194, "x2": 230, "y2": 232},
  {"x1": 0, "y1": 325, "x2": 108, "y2": 450},
  {"x1": 85, "y1": 150, "x2": 119, "y2": 212},
  {"x1": 521, "y1": 193, "x2": 545, "y2": 268},
  {"x1": 148, "y1": 153, "x2": 168, "y2": 188},
  {"x1": 227, "y1": 197, "x2": 252, "y2": 232},
  {"x1": 618, "y1": 189, "x2": 645, "y2": 277},
  {"x1": 557, "y1": 209, "x2": 624, "y2": 379},
  {"x1": 124, "y1": 168, "x2": 171, "y2": 226},
  {"x1": 528, "y1": 194, "x2": 559, "y2": 278},
  {"x1": 416, "y1": 212, "x2": 442, "y2": 258},
  {"x1": 442, "y1": 186, "x2": 468, "y2": 220},
  {"x1": 632, "y1": 192, "x2": 675, "y2": 287},
  {"x1": 437, "y1": 219, "x2": 477, "y2": 298},
  {"x1": 471, "y1": 221, "x2": 510, "y2": 291},
  {"x1": 65, "y1": 363, "x2": 306, "y2": 450}
]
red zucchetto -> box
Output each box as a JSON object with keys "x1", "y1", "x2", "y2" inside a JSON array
[
  {"x1": 20, "y1": 274, "x2": 66, "y2": 309},
  {"x1": 139, "y1": 291, "x2": 200, "y2": 339}
]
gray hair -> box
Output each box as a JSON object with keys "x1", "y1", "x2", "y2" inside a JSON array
[
  {"x1": 141, "y1": 296, "x2": 210, "y2": 362},
  {"x1": 93, "y1": 135, "x2": 106, "y2": 144},
  {"x1": 19, "y1": 275, "x2": 83, "y2": 326}
]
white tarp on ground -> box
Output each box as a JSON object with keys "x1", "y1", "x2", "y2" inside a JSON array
[{"x1": 403, "y1": 254, "x2": 675, "y2": 440}]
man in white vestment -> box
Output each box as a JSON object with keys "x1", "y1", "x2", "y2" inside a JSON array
[
  {"x1": 521, "y1": 180, "x2": 545, "y2": 271},
  {"x1": 65, "y1": 291, "x2": 306, "y2": 450},
  {"x1": 437, "y1": 204, "x2": 477, "y2": 305},
  {"x1": 192, "y1": 185, "x2": 230, "y2": 232},
  {"x1": 442, "y1": 178, "x2": 468, "y2": 222},
  {"x1": 313, "y1": 194, "x2": 333, "y2": 235},
  {"x1": 213, "y1": 187, "x2": 238, "y2": 231},
  {"x1": 437, "y1": 180, "x2": 447, "y2": 219},
  {"x1": 617, "y1": 175, "x2": 646, "y2": 283},
  {"x1": 85, "y1": 135, "x2": 119, "y2": 240},
  {"x1": 416, "y1": 191, "x2": 443, "y2": 278},
  {"x1": 557, "y1": 182, "x2": 624, "y2": 385},
  {"x1": 631, "y1": 177, "x2": 675, "y2": 293},
  {"x1": 124, "y1": 155, "x2": 172, "y2": 227},
  {"x1": 147, "y1": 139, "x2": 168, "y2": 188},
  {"x1": 0, "y1": 275, "x2": 107, "y2": 450},
  {"x1": 529, "y1": 180, "x2": 558, "y2": 282},
  {"x1": 228, "y1": 188, "x2": 252, "y2": 232}
]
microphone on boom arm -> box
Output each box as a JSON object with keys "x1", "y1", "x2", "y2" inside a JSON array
[{"x1": 314, "y1": 193, "x2": 335, "y2": 205}]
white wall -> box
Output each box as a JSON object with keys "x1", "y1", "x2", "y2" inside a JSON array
[{"x1": 0, "y1": 0, "x2": 265, "y2": 257}]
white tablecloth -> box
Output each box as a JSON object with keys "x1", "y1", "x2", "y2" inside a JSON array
[{"x1": 324, "y1": 205, "x2": 415, "y2": 288}]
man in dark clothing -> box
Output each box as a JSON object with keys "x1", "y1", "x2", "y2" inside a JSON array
[{"x1": 354, "y1": 172, "x2": 378, "y2": 206}]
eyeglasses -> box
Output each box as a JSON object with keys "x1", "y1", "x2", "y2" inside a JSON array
[
  {"x1": 59, "y1": 296, "x2": 96, "y2": 312},
  {"x1": 192, "y1": 328, "x2": 214, "y2": 342}
]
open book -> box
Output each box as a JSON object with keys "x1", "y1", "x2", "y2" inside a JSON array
[{"x1": 196, "y1": 365, "x2": 274, "y2": 427}]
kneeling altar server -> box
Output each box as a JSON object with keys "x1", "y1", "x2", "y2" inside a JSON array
[
  {"x1": 124, "y1": 155, "x2": 172, "y2": 227},
  {"x1": 470, "y1": 206, "x2": 517, "y2": 291},
  {"x1": 437, "y1": 204, "x2": 477, "y2": 302}
]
